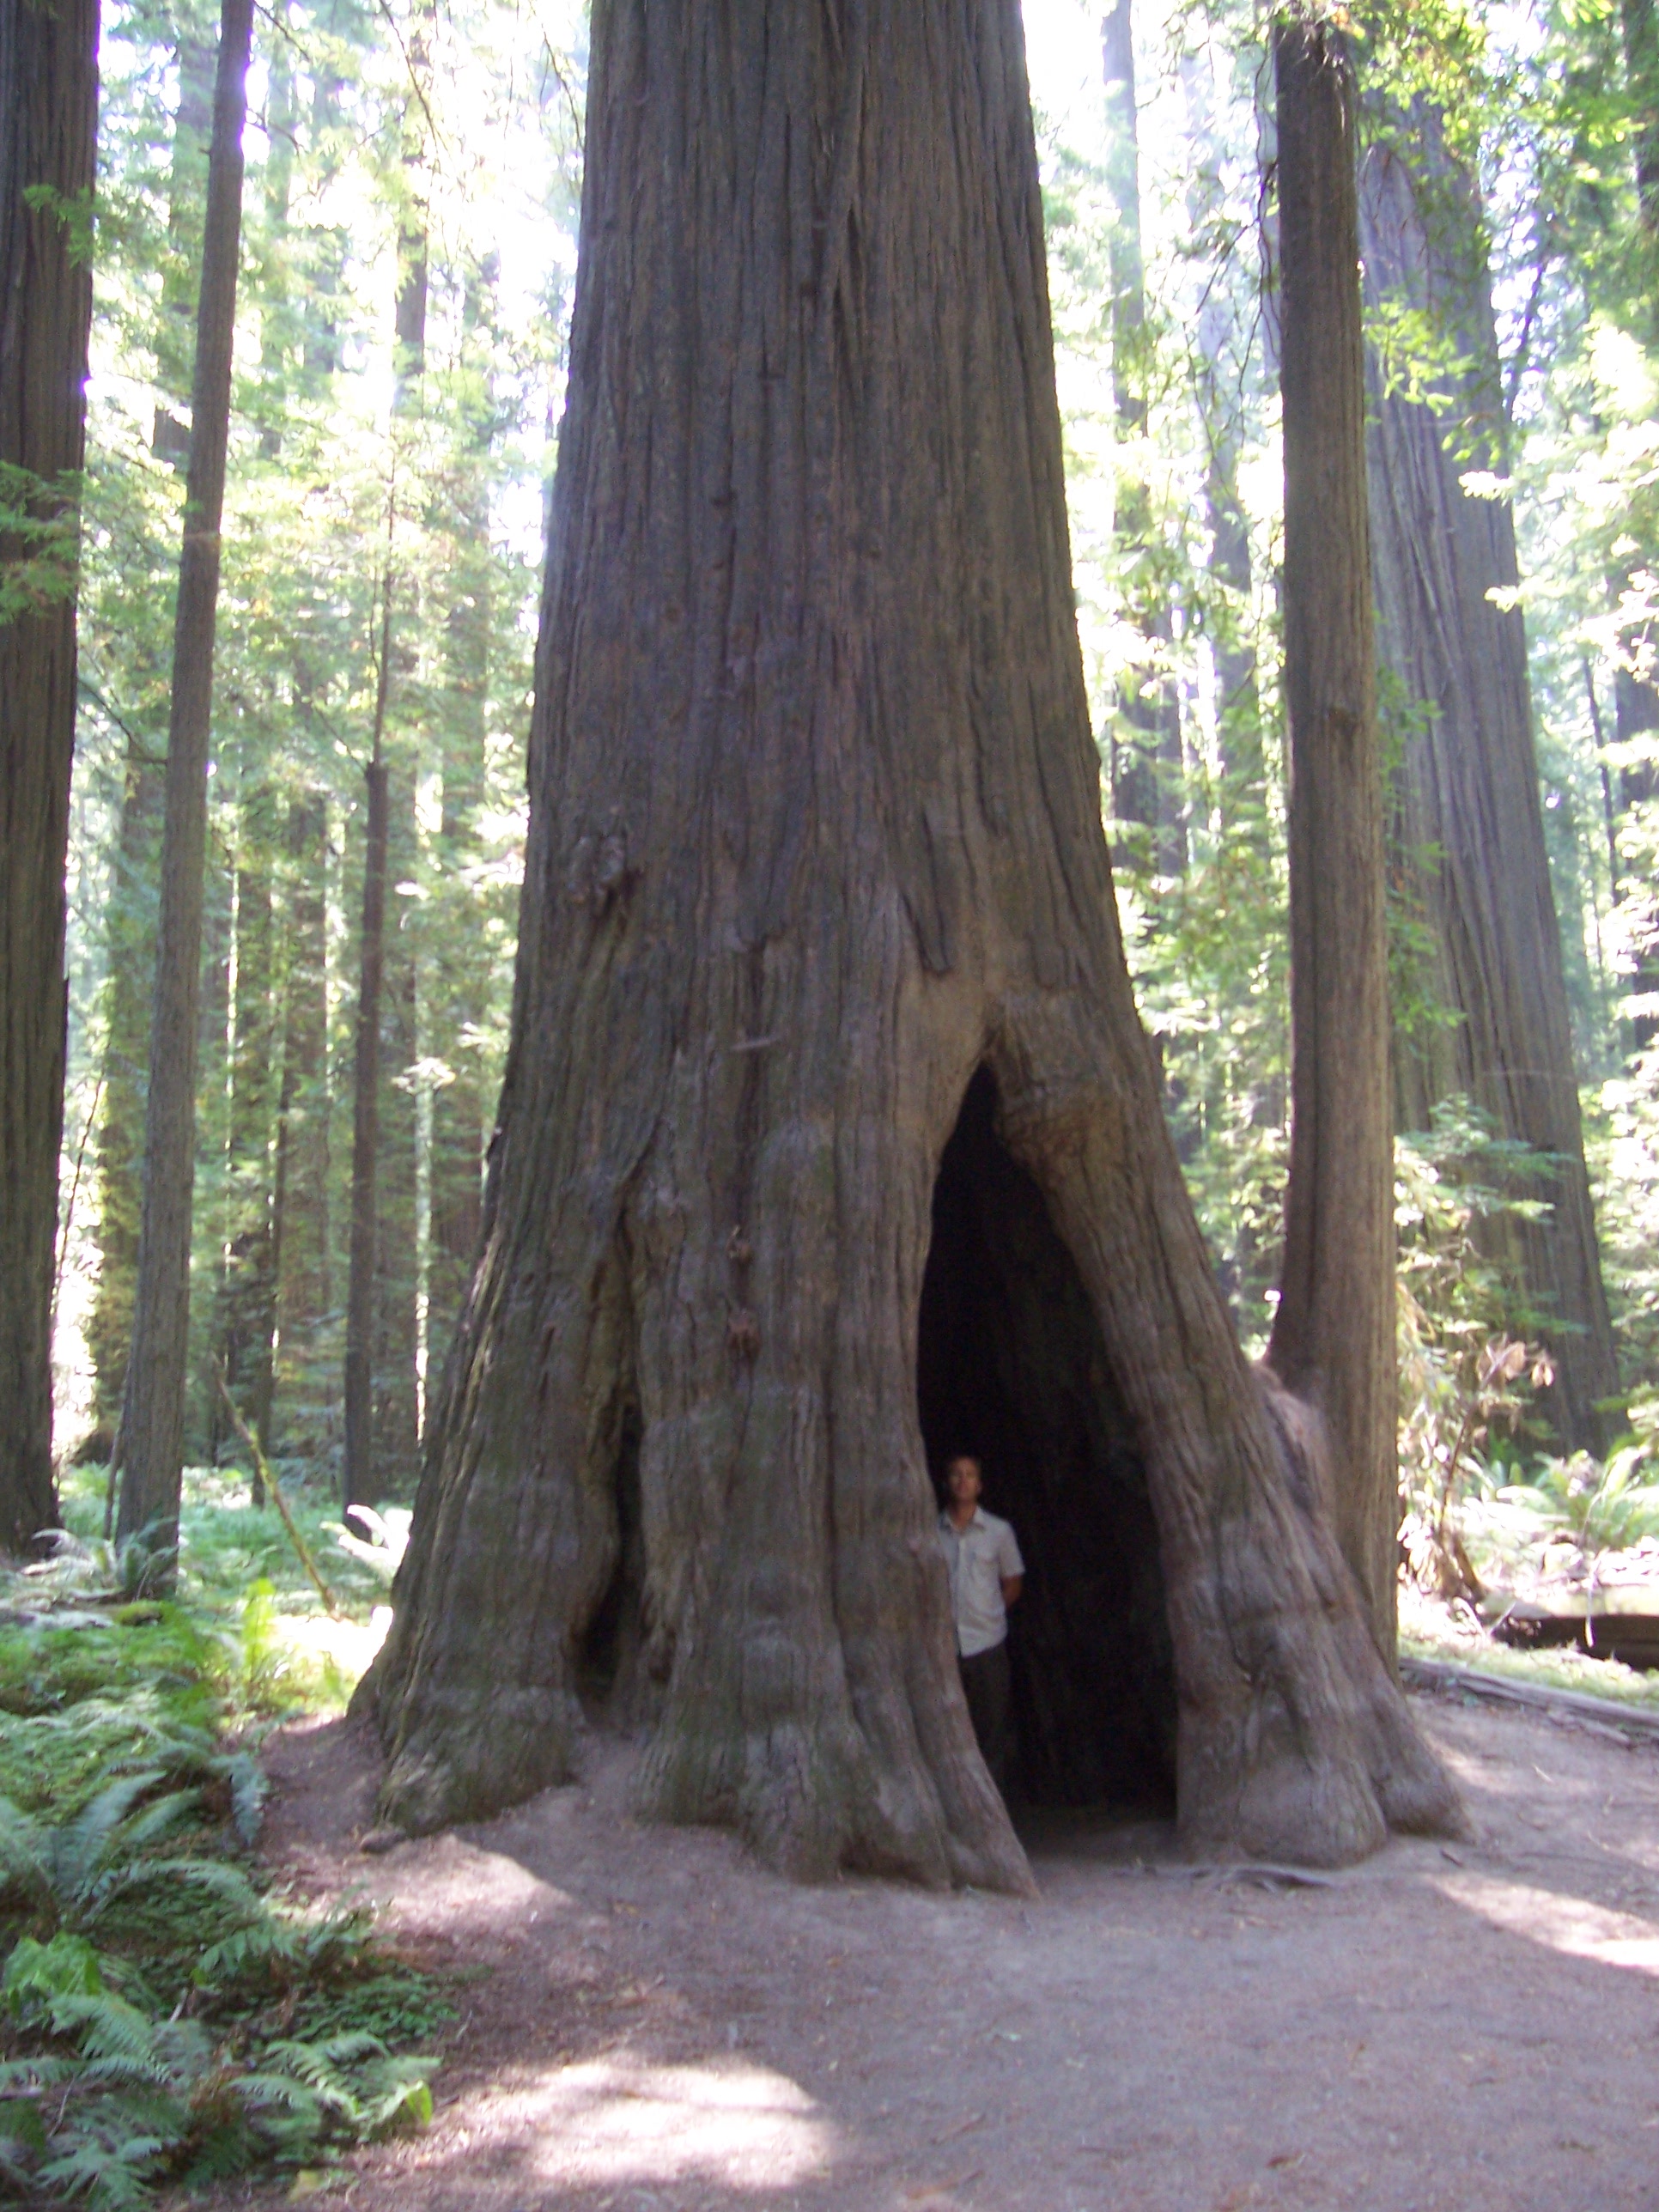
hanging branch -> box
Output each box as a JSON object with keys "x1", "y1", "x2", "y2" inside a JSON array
[{"x1": 215, "y1": 1365, "x2": 343, "y2": 1618}]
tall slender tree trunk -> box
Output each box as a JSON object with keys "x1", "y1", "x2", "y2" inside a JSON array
[
  {"x1": 1613, "y1": 0, "x2": 1659, "y2": 1047},
  {"x1": 153, "y1": 9, "x2": 213, "y2": 465},
  {"x1": 374, "y1": 100, "x2": 429, "y2": 1488},
  {"x1": 374, "y1": 768, "x2": 420, "y2": 1482},
  {"x1": 360, "y1": 0, "x2": 1459, "y2": 1883},
  {"x1": 87, "y1": 738, "x2": 163, "y2": 1444},
  {"x1": 272, "y1": 785, "x2": 330, "y2": 1431},
  {"x1": 254, "y1": 0, "x2": 293, "y2": 457},
  {"x1": 85, "y1": 9, "x2": 214, "y2": 1441},
  {"x1": 1359, "y1": 112, "x2": 1620, "y2": 1449},
  {"x1": 1102, "y1": 0, "x2": 1182, "y2": 873},
  {"x1": 344, "y1": 574, "x2": 392, "y2": 1511},
  {"x1": 0, "y1": 0, "x2": 100, "y2": 1549},
  {"x1": 193, "y1": 814, "x2": 233, "y2": 1462},
  {"x1": 343, "y1": 149, "x2": 426, "y2": 1506},
  {"x1": 1266, "y1": 15, "x2": 1397, "y2": 1660},
  {"x1": 116, "y1": 0, "x2": 253, "y2": 1557},
  {"x1": 1180, "y1": 44, "x2": 1261, "y2": 796},
  {"x1": 428, "y1": 268, "x2": 495, "y2": 1370},
  {"x1": 218, "y1": 766, "x2": 277, "y2": 1488},
  {"x1": 1622, "y1": 0, "x2": 1659, "y2": 265}
]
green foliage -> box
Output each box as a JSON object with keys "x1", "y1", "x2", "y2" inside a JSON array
[
  {"x1": 0, "y1": 1973, "x2": 434, "y2": 2211},
  {"x1": 0, "y1": 1583, "x2": 447, "y2": 2207},
  {"x1": 1395, "y1": 1102, "x2": 1564, "y2": 1595},
  {"x1": 0, "y1": 460, "x2": 87, "y2": 623},
  {"x1": 1495, "y1": 1440, "x2": 1659, "y2": 1559}
]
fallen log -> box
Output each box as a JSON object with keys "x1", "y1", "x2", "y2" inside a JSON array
[{"x1": 1401, "y1": 1654, "x2": 1659, "y2": 1744}]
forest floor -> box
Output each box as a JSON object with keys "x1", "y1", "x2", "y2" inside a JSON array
[{"x1": 198, "y1": 1686, "x2": 1659, "y2": 2212}]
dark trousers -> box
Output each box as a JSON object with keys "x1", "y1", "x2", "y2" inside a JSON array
[{"x1": 959, "y1": 1639, "x2": 1012, "y2": 1793}]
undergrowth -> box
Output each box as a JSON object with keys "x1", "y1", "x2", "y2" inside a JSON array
[{"x1": 0, "y1": 1469, "x2": 449, "y2": 2207}]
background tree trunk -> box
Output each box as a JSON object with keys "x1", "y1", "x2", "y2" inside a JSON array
[
  {"x1": 152, "y1": 6, "x2": 213, "y2": 465},
  {"x1": 344, "y1": 567, "x2": 392, "y2": 1511},
  {"x1": 360, "y1": 0, "x2": 1458, "y2": 1885},
  {"x1": 344, "y1": 179, "x2": 427, "y2": 1506},
  {"x1": 88, "y1": 737, "x2": 164, "y2": 1447},
  {"x1": 273, "y1": 785, "x2": 330, "y2": 1431},
  {"x1": 193, "y1": 812, "x2": 233, "y2": 1463},
  {"x1": 1266, "y1": 17, "x2": 1397, "y2": 1660},
  {"x1": 84, "y1": 21, "x2": 217, "y2": 1446},
  {"x1": 1359, "y1": 112, "x2": 1621, "y2": 1449},
  {"x1": 218, "y1": 765, "x2": 278, "y2": 1492},
  {"x1": 0, "y1": 0, "x2": 100, "y2": 1549},
  {"x1": 116, "y1": 0, "x2": 252, "y2": 1556},
  {"x1": 1102, "y1": 0, "x2": 1183, "y2": 874},
  {"x1": 1179, "y1": 43, "x2": 1261, "y2": 799},
  {"x1": 427, "y1": 260, "x2": 495, "y2": 1382}
]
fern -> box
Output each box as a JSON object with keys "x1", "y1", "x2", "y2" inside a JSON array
[{"x1": 0, "y1": 1583, "x2": 443, "y2": 2206}]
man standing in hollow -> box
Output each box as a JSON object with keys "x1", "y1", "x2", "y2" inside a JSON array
[{"x1": 938, "y1": 1455, "x2": 1024, "y2": 1792}]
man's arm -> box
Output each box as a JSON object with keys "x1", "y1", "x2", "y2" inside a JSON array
[{"x1": 1001, "y1": 1572, "x2": 1022, "y2": 1606}]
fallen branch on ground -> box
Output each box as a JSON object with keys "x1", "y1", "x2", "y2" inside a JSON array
[{"x1": 1401, "y1": 1654, "x2": 1659, "y2": 1742}]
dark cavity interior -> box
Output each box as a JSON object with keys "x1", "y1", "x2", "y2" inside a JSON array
[
  {"x1": 917, "y1": 1067, "x2": 1176, "y2": 1811},
  {"x1": 577, "y1": 1397, "x2": 650, "y2": 1725}
]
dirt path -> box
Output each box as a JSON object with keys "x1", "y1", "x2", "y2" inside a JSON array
[{"x1": 229, "y1": 1690, "x2": 1659, "y2": 2212}]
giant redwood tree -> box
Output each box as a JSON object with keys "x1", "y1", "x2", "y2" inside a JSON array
[
  {"x1": 360, "y1": 0, "x2": 1461, "y2": 1885},
  {"x1": 1360, "y1": 109, "x2": 1620, "y2": 1451},
  {"x1": 0, "y1": 0, "x2": 100, "y2": 1550}
]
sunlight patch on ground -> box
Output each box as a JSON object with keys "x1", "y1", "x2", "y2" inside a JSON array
[
  {"x1": 495, "y1": 2052, "x2": 835, "y2": 2191},
  {"x1": 1435, "y1": 1870, "x2": 1659, "y2": 1976}
]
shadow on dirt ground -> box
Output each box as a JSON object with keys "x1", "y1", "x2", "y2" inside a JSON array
[{"x1": 198, "y1": 1691, "x2": 1659, "y2": 2212}]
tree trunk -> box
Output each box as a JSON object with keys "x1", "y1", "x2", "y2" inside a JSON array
[
  {"x1": 343, "y1": 752, "x2": 388, "y2": 1510},
  {"x1": 1359, "y1": 113, "x2": 1621, "y2": 1450},
  {"x1": 344, "y1": 191, "x2": 427, "y2": 1506},
  {"x1": 273, "y1": 787, "x2": 331, "y2": 1431},
  {"x1": 1102, "y1": 0, "x2": 1183, "y2": 874},
  {"x1": 372, "y1": 178, "x2": 429, "y2": 1490},
  {"x1": 373, "y1": 768, "x2": 420, "y2": 1484},
  {"x1": 153, "y1": 11, "x2": 213, "y2": 465},
  {"x1": 218, "y1": 767, "x2": 278, "y2": 1491},
  {"x1": 1622, "y1": 0, "x2": 1659, "y2": 267},
  {"x1": 116, "y1": 0, "x2": 252, "y2": 1557},
  {"x1": 1180, "y1": 43, "x2": 1261, "y2": 796},
  {"x1": 87, "y1": 738, "x2": 163, "y2": 1446},
  {"x1": 428, "y1": 264, "x2": 494, "y2": 1378},
  {"x1": 0, "y1": 0, "x2": 99, "y2": 1550},
  {"x1": 193, "y1": 813, "x2": 233, "y2": 1463},
  {"x1": 253, "y1": 0, "x2": 293, "y2": 457},
  {"x1": 1266, "y1": 18, "x2": 1397, "y2": 1660},
  {"x1": 358, "y1": 0, "x2": 1460, "y2": 1885},
  {"x1": 344, "y1": 559, "x2": 392, "y2": 1512},
  {"x1": 1613, "y1": 0, "x2": 1659, "y2": 1049}
]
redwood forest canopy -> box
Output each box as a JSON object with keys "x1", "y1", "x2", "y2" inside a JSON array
[{"x1": 6, "y1": 0, "x2": 1659, "y2": 1886}]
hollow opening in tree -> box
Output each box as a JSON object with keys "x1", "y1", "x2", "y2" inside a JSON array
[
  {"x1": 577, "y1": 1398, "x2": 647, "y2": 1726},
  {"x1": 917, "y1": 1068, "x2": 1176, "y2": 1814}
]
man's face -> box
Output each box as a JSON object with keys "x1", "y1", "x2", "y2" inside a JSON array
[{"x1": 948, "y1": 1460, "x2": 982, "y2": 1510}]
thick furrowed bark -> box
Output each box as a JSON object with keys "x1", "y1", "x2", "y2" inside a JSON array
[
  {"x1": 0, "y1": 0, "x2": 99, "y2": 1549},
  {"x1": 362, "y1": 0, "x2": 1461, "y2": 1886},
  {"x1": 1360, "y1": 119, "x2": 1620, "y2": 1451}
]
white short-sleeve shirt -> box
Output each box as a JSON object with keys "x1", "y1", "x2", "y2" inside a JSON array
[{"x1": 938, "y1": 1505, "x2": 1024, "y2": 1658}]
